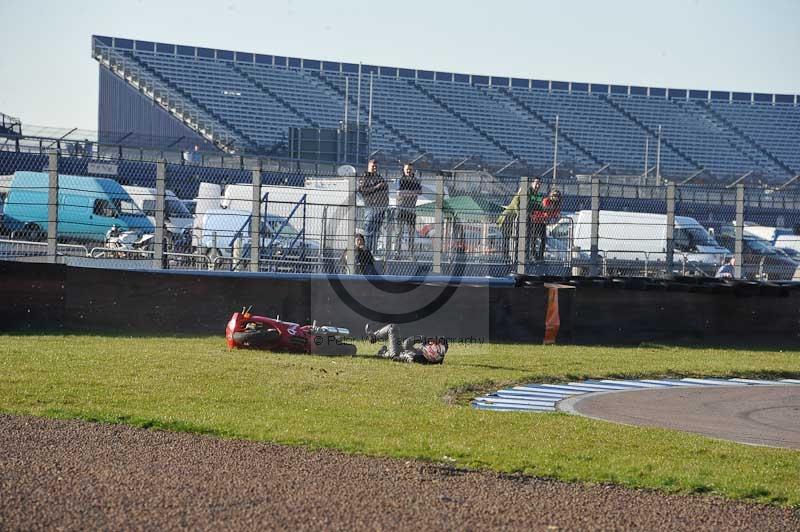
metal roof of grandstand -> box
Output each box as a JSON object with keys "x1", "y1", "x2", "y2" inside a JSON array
[{"x1": 92, "y1": 35, "x2": 799, "y2": 104}]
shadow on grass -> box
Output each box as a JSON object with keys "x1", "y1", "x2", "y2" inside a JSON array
[
  {"x1": 1, "y1": 327, "x2": 219, "y2": 340},
  {"x1": 43, "y1": 409, "x2": 232, "y2": 438},
  {"x1": 455, "y1": 362, "x2": 528, "y2": 372},
  {"x1": 3, "y1": 328, "x2": 800, "y2": 352}
]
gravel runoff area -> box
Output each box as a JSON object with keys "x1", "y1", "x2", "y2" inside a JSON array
[
  {"x1": 2, "y1": 415, "x2": 799, "y2": 531},
  {"x1": 565, "y1": 385, "x2": 800, "y2": 449}
]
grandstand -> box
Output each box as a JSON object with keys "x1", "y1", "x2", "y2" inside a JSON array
[
  {"x1": 0, "y1": 113, "x2": 22, "y2": 137},
  {"x1": 92, "y1": 36, "x2": 799, "y2": 184}
]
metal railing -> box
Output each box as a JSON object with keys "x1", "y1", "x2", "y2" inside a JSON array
[{"x1": 0, "y1": 238, "x2": 89, "y2": 259}]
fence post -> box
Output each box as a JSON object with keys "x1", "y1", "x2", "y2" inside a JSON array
[
  {"x1": 47, "y1": 152, "x2": 58, "y2": 264},
  {"x1": 655, "y1": 125, "x2": 662, "y2": 187},
  {"x1": 735, "y1": 184, "x2": 744, "y2": 279},
  {"x1": 250, "y1": 163, "x2": 262, "y2": 273},
  {"x1": 153, "y1": 160, "x2": 166, "y2": 269},
  {"x1": 346, "y1": 172, "x2": 356, "y2": 273},
  {"x1": 665, "y1": 182, "x2": 676, "y2": 276},
  {"x1": 589, "y1": 177, "x2": 600, "y2": 276},
  {"x1": 433, "y1": 173, "x2": 444, "y2": 274},
  {"x1": 516, "y1": 176, "x2": 528, "y2": 274}
]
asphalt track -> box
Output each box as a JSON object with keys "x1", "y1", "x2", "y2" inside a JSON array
[
  {"x1": 564, "y1": 385, "x2": 800, "y2": 449},
  {"x1": 2, "y1": 414, "x2": 799, "y2": 531}
]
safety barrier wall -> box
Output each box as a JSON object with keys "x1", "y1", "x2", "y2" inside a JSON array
[{"x1": 2, "y1": 261, "x2": 798, "y2": 347}]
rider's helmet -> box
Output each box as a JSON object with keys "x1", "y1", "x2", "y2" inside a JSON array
[
  {"x1": 422, "y1": 337, "x2": 448, "y2": 363},
  {"x1": 106, "y1": 224, "x2": 119, "y2": 238}
]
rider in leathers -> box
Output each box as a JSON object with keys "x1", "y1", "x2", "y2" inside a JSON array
[{"x1": 365, "y1": 323, "x2": 447, "y2": 364}]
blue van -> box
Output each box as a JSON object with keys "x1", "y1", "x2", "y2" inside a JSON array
[{"x1": 3, "y1": 171, "x2": 154, "y2": 243}]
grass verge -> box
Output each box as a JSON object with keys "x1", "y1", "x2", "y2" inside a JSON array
[{"x1": 1, "y1": 333, "x2": 798, "y2": 506}]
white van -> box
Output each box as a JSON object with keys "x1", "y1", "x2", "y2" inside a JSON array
[
  {"x1": 741, "y1": 222, "x2": 793, "y2": 244},
  {"x1": 552, "y1": 210, "x2": 730, "y2": 272},
  {"x1": 194, "y1": 179, "x2": 440, "y2": 254},
  {"x1": 218, "y1": 183, "x2": 349, "y2": 252},
  {"x1": 122, "y1": 185, "x2": 194, "y2": 240}
]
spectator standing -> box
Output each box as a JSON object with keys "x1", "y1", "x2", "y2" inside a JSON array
[
  {"x1": 496, "y1": 177, "x2": 544, "y2": 260},
  {"x1": 530, "y1": 187, "x2": 562, "y2": 261},
  {"x1": 357, "y1": 159, "x2": 389, "y2": 253},
  {"x1": 496, "y1": 183, "x2": 524, "y2": 257},
  {"x1": 395, "y1": 163, "x2": 422, "y2": 257},
  {"x1": 526, "y1": 178, "x2": 545, "y2": 262}
]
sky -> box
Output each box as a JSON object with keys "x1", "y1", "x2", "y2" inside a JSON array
[{"x1": 0, "y1": 0, "x2": 798, "y2": 131}]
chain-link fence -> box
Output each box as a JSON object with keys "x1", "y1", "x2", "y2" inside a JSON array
[{"x1": 1, "y1": 148, "x2": 799, "y2": 281}]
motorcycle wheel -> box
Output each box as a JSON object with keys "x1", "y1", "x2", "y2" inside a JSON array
[{"x1": 232, "y1": 328, "x2": 280, "y2": 348}]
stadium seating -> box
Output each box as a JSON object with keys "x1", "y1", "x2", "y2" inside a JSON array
[
  {"x1": 707, "y1": 101, "x2": 800, "y2": 174},
  {"x1": 93, "y1": 36, "x2": 800, "y2": 184}
]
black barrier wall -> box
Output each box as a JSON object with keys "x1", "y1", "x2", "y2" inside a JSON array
[
  {"x1": 567, "y1": 280, "x2": 799, "y2": 345},
  {"x1": 1, "y1": 261, "x2": 798, "y2": 346}
]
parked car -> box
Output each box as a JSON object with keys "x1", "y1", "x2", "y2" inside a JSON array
[
  {"x1": 774, "y1": 235, "x2": 800, "y2": 257},
  {"x1": 777, "y1": 246, "x2": 800, "y2": 260},
  {"x1": 740, "y1": 223, "x2": 800, "y2": 258},
  {"x1": 714, "y1": 226, "x2": 800, "y2": 281}
]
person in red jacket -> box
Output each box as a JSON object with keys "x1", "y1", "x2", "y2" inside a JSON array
[{"x1": 530, "y1": 188, "x2": 562, "y2": 261}]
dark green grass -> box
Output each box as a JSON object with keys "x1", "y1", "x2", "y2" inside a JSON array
[{"x1": 1, "y1": 333, "x2": 798, "y2": 506}]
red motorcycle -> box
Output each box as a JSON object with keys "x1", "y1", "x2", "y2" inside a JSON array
[{"x1": 225, "y1": 307, "x2": 357, "y2": 356}]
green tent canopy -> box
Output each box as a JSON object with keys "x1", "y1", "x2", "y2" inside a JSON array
[{"x1": 415, "y1": 195, "x2": 503, "y2": 223}]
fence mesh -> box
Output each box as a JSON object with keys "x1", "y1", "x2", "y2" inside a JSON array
[
  {"x1": 1, "y1": 148, "x2": 798, "y2": 281},
  {"x1": 739, "y1": 186, "x2": 800, "y2": 281}
]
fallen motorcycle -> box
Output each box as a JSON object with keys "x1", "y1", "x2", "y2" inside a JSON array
[{"x1": 225, "y1": 307, "x2": 357, "y2": 356}]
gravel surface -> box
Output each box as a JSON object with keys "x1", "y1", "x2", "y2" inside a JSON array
[
  {"x1": 569, "y1": 385, "x2": 800, "y2": 449},
  {"x1": 1, "y1": 414, "x2": 798, "y2": 531}
]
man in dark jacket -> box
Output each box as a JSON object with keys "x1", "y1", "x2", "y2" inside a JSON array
[
  {"x1": 358, "y1": 159, "x2": 389, "y2": 253},
  {"x1": 525, "y1": 177, "x2": 545, "y2": 262},
  {"x1": 395, "y1": 163, "x2": 422, "y2": 256}
]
